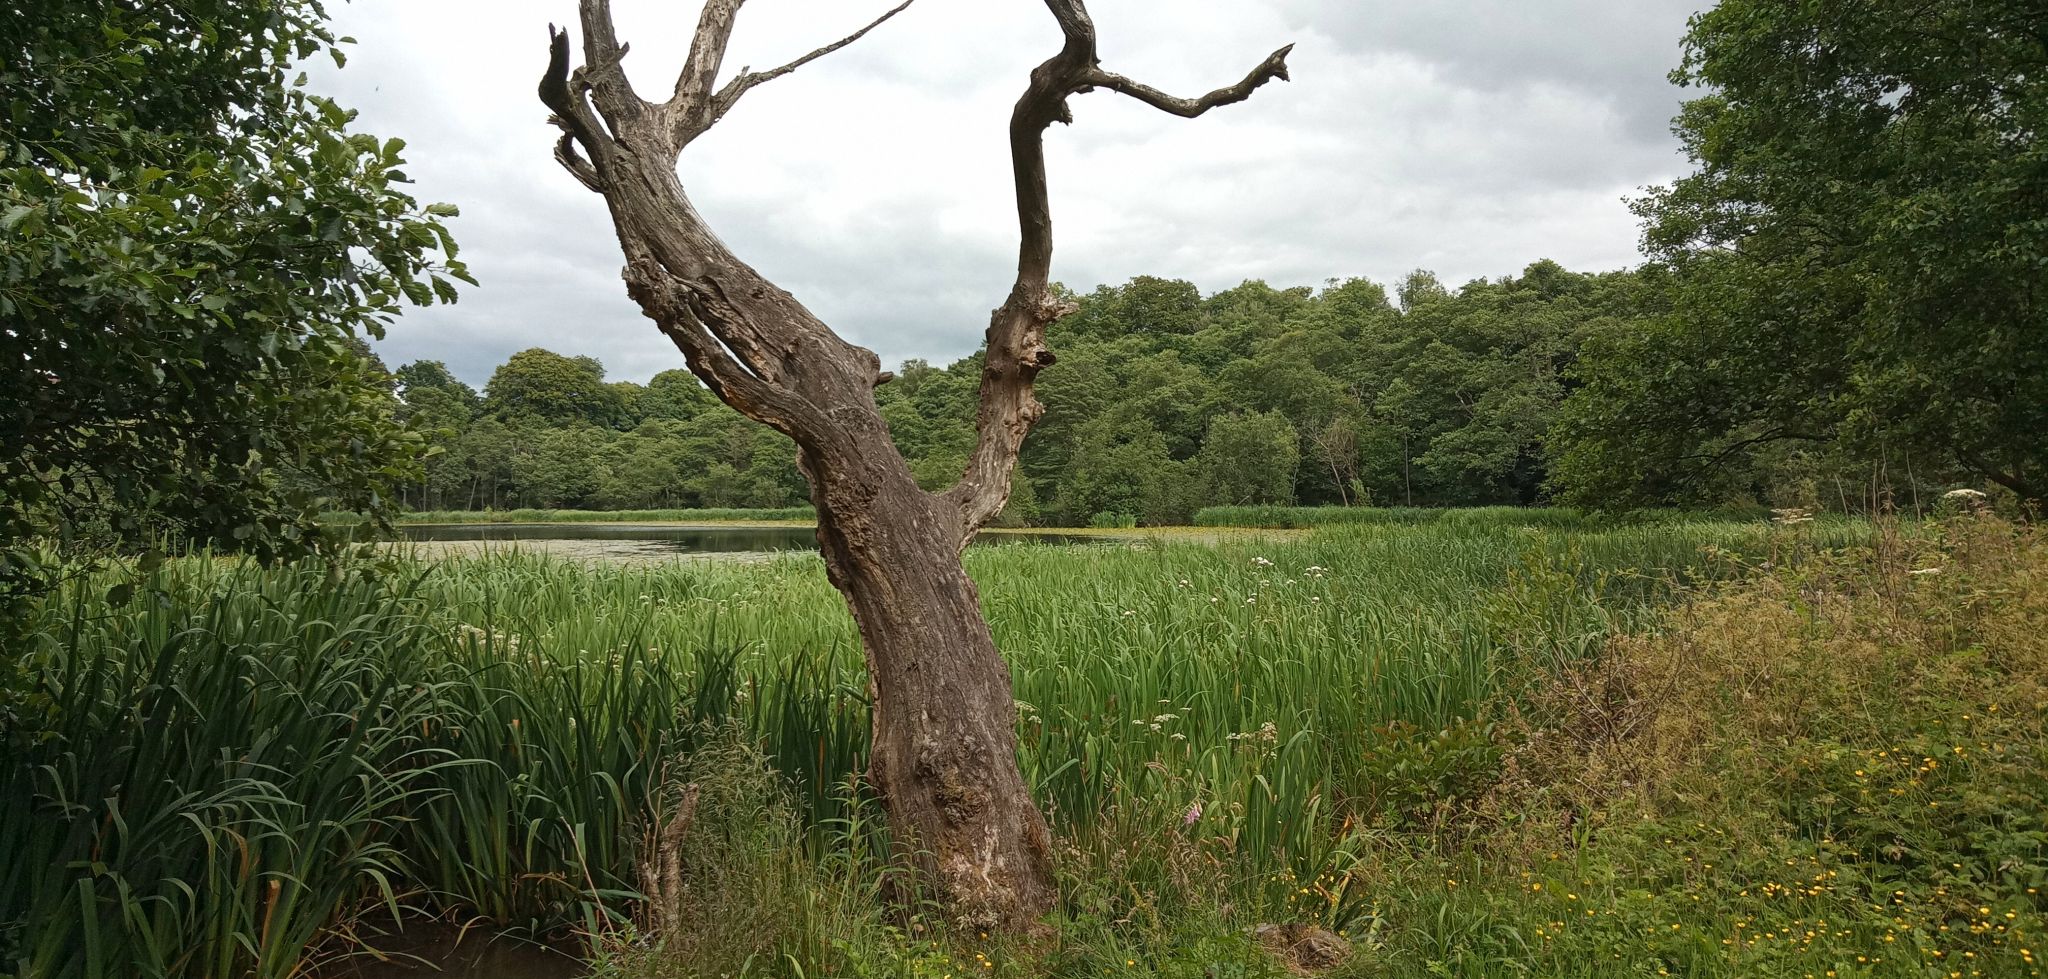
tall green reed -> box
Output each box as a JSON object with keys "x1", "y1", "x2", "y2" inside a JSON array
[{"x1": 2, "y1": 515, "x2": 1875, "y2": 976}]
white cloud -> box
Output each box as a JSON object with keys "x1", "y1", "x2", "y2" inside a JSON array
[{"x1": 314, "y1": 0, "x2": 1703, "y2": 385}]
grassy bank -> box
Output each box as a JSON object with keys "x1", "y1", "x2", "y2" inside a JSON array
[
  {"x1": 1191, "y1": 504, "x2": 1783, "y2": 530},
  {"x1": 10, "y1": 515, "x2": 2043, "y2": 977}
]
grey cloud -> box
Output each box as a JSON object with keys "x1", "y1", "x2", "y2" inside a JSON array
[
  {"x1": 1277, "y1": 0, "x2": 1705, "y2": 141},
  {"x1": 315, "y1": 0, "x2": 1705, "y2": 386}
]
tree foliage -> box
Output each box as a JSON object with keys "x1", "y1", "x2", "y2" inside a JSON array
[
  {"x1": 405, "y1": 261, "x2": 1645, "y2": 523},
  {"x1": 0, "y1": 0, "x2": 468, "y2": 610},
  {"x1": 1550, "y1": 0, "x2": 2048, "y2": 507}
]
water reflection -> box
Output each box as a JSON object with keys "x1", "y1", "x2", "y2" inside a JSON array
[
  {"x1": 400, "y1": 522, "x2": 822, "y2": 552},
  {"x1": 392, "y1": 523, "x2": 1097, "y2": 563},
  {"x1": 310, "y1": 922, "x2": 583, "y2": 979}
]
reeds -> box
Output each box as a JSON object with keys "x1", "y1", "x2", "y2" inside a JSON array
[{"x1": 1, "y1": 516, "x2": 1876, "y2": 977}]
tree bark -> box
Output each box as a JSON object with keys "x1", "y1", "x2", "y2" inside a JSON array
[
  {"x1": 805, "y1": 457, "x2": 1055, "y2": 926},
  {"x1": 536, "y1": 0, "x2": 1290, "y2": 930}
]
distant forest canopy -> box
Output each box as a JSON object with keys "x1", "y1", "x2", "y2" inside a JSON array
[{"x1": 385, "y1": 258, "x2": 2011, "y2": 526}]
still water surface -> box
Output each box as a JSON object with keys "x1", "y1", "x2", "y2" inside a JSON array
[
  {"x1": 311, "y1": 922, "x2": 583, "y2": 979},
  {"x1": 396, "y1": 522, "x2": 1096, "y2": 562}
]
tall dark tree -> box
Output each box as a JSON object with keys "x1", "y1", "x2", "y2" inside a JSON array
[{"x1": 536, "y1": 0, "x2": 1291, "y2": 926}]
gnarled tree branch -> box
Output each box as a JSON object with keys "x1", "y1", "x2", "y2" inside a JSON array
[
  {"x1": 944, "y1": 0, "x2": 1292, "y2": 541},
  {"x1": 1083, "y1": 44, "x2": 1294, "y2": 118}
]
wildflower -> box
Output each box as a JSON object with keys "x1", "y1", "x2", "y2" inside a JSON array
[
  {"x1": 1942, "y1": 488, "x2": 1988, "y2": 506},
  {"x1": 1252, "y1": 556, "x2": 1274, "y2": 567},
  {"x1": 1184, "y1": 802, "x2": 1202, "y2": 826}
]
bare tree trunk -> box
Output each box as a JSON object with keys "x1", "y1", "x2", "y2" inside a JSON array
[
  {"x1": 806, "y1": 459, "x2": 1054, "y2": 923},
  {"x1": 535, "y1": 0, "x2": 1289, "y2": 930}
]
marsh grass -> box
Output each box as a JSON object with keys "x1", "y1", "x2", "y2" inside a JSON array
[
  {"x1": 1337, "y1": 515, "x2": 2048, "y2": 976},
  {"x1": 4, "y1": 514, "x2": 1937, "y2": 978}
]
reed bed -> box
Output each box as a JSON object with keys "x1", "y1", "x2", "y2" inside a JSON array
[{"x1": 0, "y1": 517, "x2": 1873, "y2": 977}]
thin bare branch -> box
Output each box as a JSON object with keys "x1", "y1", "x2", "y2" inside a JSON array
[
  {"x1": 1083, "y1": 44, "x2": 1294, "y2": 118},
  {"x1": 699, "y1": 0, "x2": 917, "y2": 136}
]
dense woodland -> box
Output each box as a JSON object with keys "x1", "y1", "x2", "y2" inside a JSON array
[
  {"x1": 391, "y1": 265, "x2": 1637, "y2": 523},
  {"x1": 393, "y1": 248, "x2": 2032, "y2": 525}
]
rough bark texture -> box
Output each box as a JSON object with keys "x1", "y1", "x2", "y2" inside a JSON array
[{"x1": 538, "y1": 0, "x2": 1289, "y2": 930}]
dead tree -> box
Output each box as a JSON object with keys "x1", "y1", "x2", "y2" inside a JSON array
[{"x1": 538, "y1": 0, "x2": 1291, "y2": 929}]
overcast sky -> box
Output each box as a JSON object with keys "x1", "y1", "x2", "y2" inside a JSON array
[{"x1": 314, "y1": 0, "x2": 1706, "y2": 386}]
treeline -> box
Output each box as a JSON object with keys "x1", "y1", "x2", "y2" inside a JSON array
[
  {"x1": 396, "y1": 239, "x2": 2032, "y2": 526},
  {"x1": 395, "y1": 261, "x2": 1648, "y2": 524}
]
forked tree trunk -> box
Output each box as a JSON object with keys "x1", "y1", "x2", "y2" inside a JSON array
[{"x1": 536, "y1": 0, "x2": 1289, "y2": 930}]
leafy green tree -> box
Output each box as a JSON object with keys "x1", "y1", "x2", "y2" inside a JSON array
[
  {"x1": 0, "y1": 1, "x2": 466, "y2": 614},
  {"x1": 1552, "y1": 0, "x2": 2048, "y2": 506},
  {"x1": 512, "y1": 423, "x2": 607, "y2": 508},
  {"x1": 642, "y1": 368, "x2": 722, "y2": 421},
  {"x1": 1061, "y1": 275, "x2": 1203, "y2": 340},
  {"x1": 483, "y1": 348, "x2": 623, "y2": 426},
  {"x1": 390, "y1": 363, "x2": 478, "y2": 510},
  {"x1": 609, "y1": 381, "x2": 647, "y2": 427},
  {"x1": 1198, "y1": 411, "x2": 1299, "y2": 506},
  {"x1": 394, "y1": 360, "x2": 478, "y2": 407},
  {"x1": 1054, "y1": 418, "x2": 1194, "y2": 526}
]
